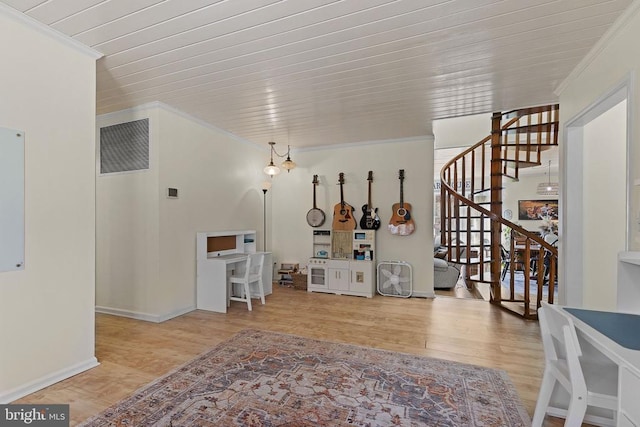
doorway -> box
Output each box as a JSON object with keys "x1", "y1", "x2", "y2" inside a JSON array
[{"x1": 562, "y1": 83, "x2": 630, "y2": 308}]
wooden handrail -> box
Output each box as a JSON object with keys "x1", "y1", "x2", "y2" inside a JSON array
[{"x1": 439, "y1": 104, "x2": 559, "y2": 319}]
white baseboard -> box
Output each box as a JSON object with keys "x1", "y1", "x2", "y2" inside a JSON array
[
  {"x1": 95, "y1": 305, "x2": 195, "y2": 323},
  {"x1": 411, "y1": 290, "x2": 436, "y2": 298},
  {"x1": 547, "y1": 406, "x2": 615, "y2": 427},
  {"x1": 1, "y1": 357, "x2": 99, "y2": 404}
]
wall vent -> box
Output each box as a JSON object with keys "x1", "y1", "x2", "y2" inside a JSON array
[{"x1": 100, "y1": 118, "x2": 149, "y2": 174}]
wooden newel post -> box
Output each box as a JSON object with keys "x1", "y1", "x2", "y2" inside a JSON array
[{"x1": 490, "y1": 112, "x2": 503, "y2": 303}]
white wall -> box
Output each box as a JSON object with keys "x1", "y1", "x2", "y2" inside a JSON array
[
  {"x1": 558, "y1": 3, "x2": 640, "y2": 308},
  {"x1": 156, "y1": 106, "x2": 266, "y2": 316},
  {"x1": 502, "y1": 174, "x2": 559, "y2": 233},
  {"x1": 0, "y1": 11, "x2": 99, "y2": 401},
  {"x1": 433, "y1": 113, "x2": 491, "y2": 149},
  {"x1": 96, "y1": 104, "x2": 266, "y2": 321},
  {"x1": 271, "y1": 138, "x2": 435, "y2": 297},
  {"x1": 96, "y1": 108, "x2": 161, "y2": 319},
  {"x1": 582, "y1": 101, "x2": 627, "y2": 309}
]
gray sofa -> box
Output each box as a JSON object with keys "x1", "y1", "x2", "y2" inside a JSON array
[
  {"x1": 433, "y1": 235, "x2": 462, "y2": 289},
  {"x1": 434, "y1": 257, "x2": 460, "y2": 289}
]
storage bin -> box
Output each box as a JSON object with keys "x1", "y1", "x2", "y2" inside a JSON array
[{"x1": 291, "y1": 273, "x2": 307, "y2": 290}]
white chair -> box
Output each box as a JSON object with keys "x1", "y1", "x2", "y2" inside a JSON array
[
  {"x1": 228, "y1": 253, "x2": 265, "y2": 311},
  {"x1": 532, "y1": 302, "x2": 618, "y2": 427}
]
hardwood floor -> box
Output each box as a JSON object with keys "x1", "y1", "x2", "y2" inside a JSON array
[
  {"x1": 434, "y1": 282, "x2": 491, "y2": 300},
  {"x1": 15, "y1": 285, "x2": 565, "y2": 426}
]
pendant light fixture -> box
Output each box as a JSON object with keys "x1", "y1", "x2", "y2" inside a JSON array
[
  {"x1": 263, "y1": 141, "x2": 296, "y2": 177},
  {"x1": 264, "y1": 142, "x2": 280, "y2": 176},
  {"x1": 536, "y1": 160, "x2": 559, "y2": 196},
  {"x1": 281, "y1": 147, "x2": 296, "y2": 172}
]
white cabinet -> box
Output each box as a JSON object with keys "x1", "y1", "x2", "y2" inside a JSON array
[
  {"x1": 619, "y1": 414, "x2": 637, "y2": 427},
  {"x1": 312, "y1": 230, "x2": 331, "y2": 258},
  {"x1": 328, "y1": 260, "x2": 350, "y2": 292},
  {"x1": 620, "y1": 367, "x2": 640, "y2": 426},
  {"x1": 617, "y1": 252, "x2": 640, "y2": 315},
  {"x1": 308, "y1": 230, "x2": 376, "y2": 298},
  {"x1": 349, "y1": 260, "x2": 374, "y2": 295},
  {"x1": 308, "y1": 259, "x2": 374, "y2": 297},
  {"x1": 353, "y1": 230, "x2": 375, "y2": 260}
]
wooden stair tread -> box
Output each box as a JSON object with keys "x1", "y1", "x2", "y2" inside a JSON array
[
  {"x1": 501, "y1": 159, "x2": 541, "y2": 168},
  {"x1": 471, "y1": 187, "x2": 503, "y2": 195},
  {"x1": 494, "y1": 300, "x2": 539, "y2": 320},
  {"x1": 450, "y1": 257, "x2": 492, "y2": 265},
  {"x1": 445, "y1": 215, "x2": 490, "y2": 219},
  {"x1": 504, "y1": 123, "x2": 557, "y2": 134},
  {"x1": 468, "y1": 272, "x2": 500, "y2": 284},
  {"x1": 441, "y1": 243, "x2": 491, "y2": 249},
  {"x1": 499, "y1": 143, "x2": 555, "y2": 152}
]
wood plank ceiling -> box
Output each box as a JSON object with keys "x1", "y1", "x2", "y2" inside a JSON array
[{"x1": 2, "y1": 0, "x2": 632, "y2": 148}]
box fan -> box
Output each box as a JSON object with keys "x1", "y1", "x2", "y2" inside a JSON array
[{"x1": 377, "y1": 261, "x2": 412, "y2": 297}]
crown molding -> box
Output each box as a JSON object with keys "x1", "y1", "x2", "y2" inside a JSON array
[
  {"x1": 0, "y1": 2, "x2": 102, "y2": 60},
  {"x1": 555, "y1": 1, "x2": 640, "y2": 96},
  {"x1": 296, "y1": 135, "x2": 434, "y2": 153},
  {"x1": 97, "y1": 103, "x2": 433, "y2": 153},
  {"x1": 155, "y1": 102, "x2": 260, "y2": 149}
]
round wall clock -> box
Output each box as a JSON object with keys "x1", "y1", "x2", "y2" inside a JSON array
[{"x1": 503, "y1": 209, "x2": 513, "y2": 220}]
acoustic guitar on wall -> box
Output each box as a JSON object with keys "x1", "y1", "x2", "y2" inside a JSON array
[
  {"x1": 360, "y1": 171, "x2": 380, "y2": 230},
  {"x1": 332, "y1": 172, "x2": 357, "y2": 231},
  {"x1": 388, "y1": 169, "x2": 415, "y2": 236}
]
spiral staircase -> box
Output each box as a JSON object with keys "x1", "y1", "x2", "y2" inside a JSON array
[{"x1": 439, "y1": 104, "x2": 559, "y2": 319}]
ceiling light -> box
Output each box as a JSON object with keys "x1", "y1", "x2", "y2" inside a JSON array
[
  {"x1": 537, "y1": 160, "x2": 559, "y2": 196},
  {"x1": 263, "y1": 141, "x2": 295, "y2": 176},
  {"x1": 263, "y1": 142, "x2": 281, "y2": 176},
  {"x1": 281, "y1": 146, "x2": 296, "y2": 172}
]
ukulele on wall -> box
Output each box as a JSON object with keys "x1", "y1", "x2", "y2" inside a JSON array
[
  {"x1": 360, "y1": 171, "x2": 380, "y2": 230},
  {"x1": 332, "y1": 172, "x2": 357, "y2": 231},
  {"x1": 388, "y1": 169, "x2": 415, "y2": 236}
]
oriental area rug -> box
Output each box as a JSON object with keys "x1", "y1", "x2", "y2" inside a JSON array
[{"x1": 78, "y1": 329, "x2": 531, "y2": 427}]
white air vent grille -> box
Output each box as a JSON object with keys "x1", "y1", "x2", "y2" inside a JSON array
[{"x1": 100, "y1": 118, "x2": 149, "y2": 174}]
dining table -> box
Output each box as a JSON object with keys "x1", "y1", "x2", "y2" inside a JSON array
[{"x1": 513, "y1": 244, "x2": 542, "y2": 275}]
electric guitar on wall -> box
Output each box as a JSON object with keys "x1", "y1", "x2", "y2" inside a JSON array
[
  {"x1": 360, "y1": 171, "x2": 380, "y2": 230},
  {"x1": 388, "y1": 169, "x2": 415, "y2": 236},
  {"x1": 332, "y1": 172, "x2": 357, "y2": 231}
]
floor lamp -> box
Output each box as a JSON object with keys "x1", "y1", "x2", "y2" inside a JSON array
[{"x1": 261, "y1": 181, "x2": 271, "y2": 252}]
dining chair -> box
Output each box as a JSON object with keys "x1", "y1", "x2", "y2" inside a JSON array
[
  {"x1": 500, "y1": 244, "x2": 511, "y2": 280},
  {"x1": 228, "y1": 253, "x2": 266, "y2": 311},
  {"x1": 542, "y1": 239, "x2": 559, "y2": 286},
  {"x1": 532, "y1": 302, "x2": 618, "y2": 427}
]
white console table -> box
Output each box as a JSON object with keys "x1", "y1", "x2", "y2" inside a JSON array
[{"x1": 196, "y1": 230, "x2": 272, "y2": 313}]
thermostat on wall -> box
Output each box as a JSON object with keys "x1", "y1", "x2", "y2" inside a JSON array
[{"x1": 167, "y1": 188, "x2": 179, "y2": 198}]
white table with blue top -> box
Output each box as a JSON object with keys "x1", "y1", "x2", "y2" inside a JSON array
[{"x1": 549, "y1": 304, "x2": 640, "y2": 426}]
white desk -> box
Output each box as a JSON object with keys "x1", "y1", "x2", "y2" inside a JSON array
[
  {"x1": 552, "y1": 305, "x2": 640, "y2": 426},
  {"x1": 195, "y1": 231, "x2": 272, "y2": 313},
  {"x1": 196, "y1": 253, "x2": 247, "y2": 313},
  {"x1": 196, "y1": 252, "x2": 273, "y2": 313}
]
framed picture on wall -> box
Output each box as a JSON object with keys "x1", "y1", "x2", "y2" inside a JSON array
[{"x1": 518, "y1": 199, "x2": 558, "y2": 220}]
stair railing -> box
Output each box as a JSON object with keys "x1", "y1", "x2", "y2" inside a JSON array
[{"x1": 440, "y1": 105, "x2": 559, "y2": 319}]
